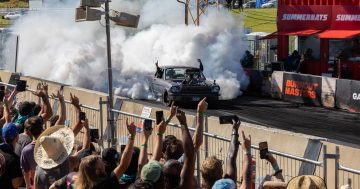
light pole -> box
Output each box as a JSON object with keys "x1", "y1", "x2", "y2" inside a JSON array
[
  {"x1": 104, "y1": 0, "x2": 116, "y2": 147},
  {"x1": 76, "y1": 0, "x2": 140, "y2": 148}
]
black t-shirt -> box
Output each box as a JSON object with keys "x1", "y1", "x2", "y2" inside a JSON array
[
  {"x1": 92, "y1": 172, "x2": 121, "y2": 189},
  {"x1": 0, "y1": 144, "x2": 23, "y2": 189}
]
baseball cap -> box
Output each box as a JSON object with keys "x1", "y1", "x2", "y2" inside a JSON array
[
  {"x1": 212, "y1": 179, "x2": 236, "y2": 189},
  {"x1": 141, "y1": 160, "x2": 162, "y2": 183},
  {"x1": 2, "y1": 123, "x2": 19, "y2": 139}
]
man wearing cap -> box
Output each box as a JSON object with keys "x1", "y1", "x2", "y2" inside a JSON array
[{"x1": 0, "y1": 123, "x2": 23, "y2": 189}]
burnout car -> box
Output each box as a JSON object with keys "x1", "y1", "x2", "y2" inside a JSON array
[
  {"x1": 3, "y1": 12, "x2": 21, "y2": 20},
  {"x1": 151, "y1": 66, "x2": 220, "y2": 106}
]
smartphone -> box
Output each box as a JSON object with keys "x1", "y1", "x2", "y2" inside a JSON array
[
  {"x1": 79, "y1": 112, "x2": 86, "y2": 121},
  {"x1": 16, "y1": 80, "x2": 27, "y2": 92},
  {"x1": 156, "y1": 111, "x2": 163, "y2": 125},
  {"x1": 90, "y1": 128, "x2": 99, "y2": 142},
  {"x1": 219, "y1": 115, "x2": 236, "y2": 124},
  {"x1": 259, "y1": 141, "x2": 269, "y2": 159},
  {"x1": 0, "y1": 86, "x2": 5, "y2": 102},
  {"x1": 143, "y1": 119, "x2": 152, "y2": 131}
]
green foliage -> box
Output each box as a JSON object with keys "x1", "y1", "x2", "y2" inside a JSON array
[
  {"x1": 233, "y1": 8, "x2": 277, "y2": 33},
  {"x1": 0, "y1": 0, "x2": 29, "y2": 8}
]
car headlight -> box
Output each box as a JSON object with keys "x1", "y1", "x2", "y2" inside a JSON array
[
  {"x1": 211, "y1": 86, "x2": 220, "y2": 93},
  {"x1": 170, "y1": 86, "x2": 181, "y2": 93}
]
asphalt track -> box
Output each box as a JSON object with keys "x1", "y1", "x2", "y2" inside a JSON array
[{"x1": 131, "y1": 96, "x2": 360, "y2": 146}]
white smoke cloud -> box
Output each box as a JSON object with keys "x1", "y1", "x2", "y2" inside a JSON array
[{"x1": 1, "y1": 0, "x2": 249, "y2": 100}]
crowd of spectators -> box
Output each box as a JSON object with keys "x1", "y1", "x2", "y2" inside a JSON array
[{"x1": 0, "y1": 81, "x2": 335, "y2": 189}]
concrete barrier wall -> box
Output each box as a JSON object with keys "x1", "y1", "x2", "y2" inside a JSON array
[{"x1": 271, "y1": 71, "x2": 283, "y2": 99}]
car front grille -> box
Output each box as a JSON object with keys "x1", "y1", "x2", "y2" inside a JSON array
[{"x1": 181, "y1": 86, "x2": 211, "y2": 94}]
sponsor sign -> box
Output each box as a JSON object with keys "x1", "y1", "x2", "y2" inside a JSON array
[
  {"x1": 336, "y1": 79, "x2": 360, "y2": 112},
  {"x1": 277, "y1": 5, "x2": 331, "y2": 31},
  {"x1": 331, "y1": 6, "x2": 360, "y2": 30},
  {"x1": 282, "y1": 73, "x2": 322, "y2": 106}
]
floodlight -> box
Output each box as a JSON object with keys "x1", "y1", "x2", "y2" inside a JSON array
[
  {"x1": 80, "y1": 0, "x2": 106, "y2": 7},
  {"x1": 75, "y1": 7, "x2": 102, "y2": 22},
  {"x1": 110, "y1": 12, "x2": 140, "y2": 28}
]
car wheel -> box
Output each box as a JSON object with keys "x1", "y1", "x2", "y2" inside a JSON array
[{"x1": 162, "y1": 92, "x2": 173, "y2": 107}]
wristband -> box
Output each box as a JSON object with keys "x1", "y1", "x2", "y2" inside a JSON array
[
  {"x1": 244, "y1": 149, "x2": 251, "y2": 155},
  {"x1": 271, "y1": 163, "x2": 280, "y2": 172},
  {"x1": 197, "y1": 111, "x2": 204, "y2": 116},
  {"x1": 129, "y1": 134, "x2": 135, "y2": 140},
  {"x1": 141, "y1": 144, "x2": 147, "y2": 148},
  {"x1": 273, "y1": 169, "x2": 283, "y2": 176},
  {"x1": 157, "y1": 132, "x2": 163, "y2": 136}
]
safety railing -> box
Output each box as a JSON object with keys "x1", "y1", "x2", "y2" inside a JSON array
[{"x1": 1, "y1": 80, "x2": 359, "y2": 188}]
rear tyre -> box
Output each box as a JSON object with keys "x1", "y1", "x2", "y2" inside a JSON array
[{"x1": 162, "y1": 92, "x2": 173, "y2": 107}]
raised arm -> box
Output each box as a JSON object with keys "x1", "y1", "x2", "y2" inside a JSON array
[
  {"x1": 193, "y1": 98, "x2": 207, "y2": 151},
  {"x1": 81, "y1": 119, "x2": 90, "y2": 151},
  {"x1": 152, "y1": 102, "x2": 176, "y2": 161},
  {"x1": 152, "y1": 121, "x2": 166, "y2": 161},
  {"x1": 70, "y1": 93, "x2": 82, "y2": 136},
  {"x1": 177, "y1": 110, "x2": 195, "y2": 189},
  {"x1": 3, "y1": 98, "x2": 11, "y2": 124},
  {"x1": 138, "y1": 128, "x2": 152, "y2": 177},
  {"x1": 52, "y1": 91, "x2": 66, "y2": 125},
  {"x1": 240, "y1": 131, "x2": 252, "y2": 189},
  {"x1": 113, "y1": 118, "x2": 136, "y2": 179},
  {"x1": 33, "y1": 83, "x2": 53, "y2": 122},
  {"x1": 267, "y1": 153, "x2": 285, "y2": 182},
  {"x1": 224, "y1": 117, "x2": 241, "y2": 182},
  {"x1": 6, "y1": 88, "x2": 18, "y2": 107}
]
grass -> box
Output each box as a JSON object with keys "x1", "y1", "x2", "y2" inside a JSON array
[
  {"x1": 0, "y1": 0, "x2": 28, "y2": 8},
  {"x1": 233, "y1": 8, "x2": 277, "y2": 33},
  {"x1": 0, "y1": 16, "x2": 12, "y2": 27}
]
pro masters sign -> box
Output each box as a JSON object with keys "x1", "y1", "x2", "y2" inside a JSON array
[{"x1": 283, "y1": 73, "x2": 322, "y2": 106}]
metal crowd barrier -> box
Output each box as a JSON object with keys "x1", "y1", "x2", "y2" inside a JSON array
[{"x1": 1, "y1": 80, "x2": 359, "y2": 188}]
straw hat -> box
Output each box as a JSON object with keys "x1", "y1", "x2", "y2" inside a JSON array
[
  {"x1": 287, "y1": 175, "x2": 327, "y2": 189},
  {"x1": 34, "y1": 125, "x2": 74, "y2": 169}
]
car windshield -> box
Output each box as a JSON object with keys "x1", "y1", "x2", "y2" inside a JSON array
[{"x1": 164, "y1": 68, "x2": 205, "y2": 80}]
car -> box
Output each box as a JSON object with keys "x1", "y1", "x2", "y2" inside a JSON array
[
  {"x1": 150, "y1": 65, "x2": 220, "y2": 106},
  {"x1": 261, "y1": 0, "x2": 277, "y2": 8},
  {"x1": 3, "y1": 12, "x2": 21, "y2": 20},
  {"x1": 243, "y1": 1, "x2": 256, "y2": 8}
]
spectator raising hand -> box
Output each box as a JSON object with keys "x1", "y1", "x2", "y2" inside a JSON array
[
  {"x1": 240, "y1": 131, "x2": 252, "y2": 189},
  {"x1": 138, "y1": 125, "x2": 152, "y2": 176},
  {"x1": 194, "y1": 97, "x2": 207, "y2": 151},
  {"x1": 50, "y1": 90, "x2": 66, "y2": 125}
]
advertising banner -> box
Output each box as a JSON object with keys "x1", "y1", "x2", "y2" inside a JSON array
[
  {"x1": 331, "y1": 6, "x2": 360, "y2": 30},
  {"x1": 277, "y1": 5, "x2": 332, "y2": 32},
  {"x1": 282, "y1": 73, "x2": 322, "y2": 106},
  {"x1": 336, "y1": 79, "x2": 360, "y2": 112}
]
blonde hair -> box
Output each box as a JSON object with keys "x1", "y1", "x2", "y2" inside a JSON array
[
  {"x1": 200, "y1": 156, "x2": 223, "y2": 189},
  {"x1": 75, "y1": 155, "x2": 104, "y2": 189}
]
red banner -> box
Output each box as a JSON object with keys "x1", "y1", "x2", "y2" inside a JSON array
[
  {"x1": 331, "y1": 6, "x2": 360, "y2": 30},
  {"x1": 277, "y1": 5, "x2": 332, "y2": 32}
]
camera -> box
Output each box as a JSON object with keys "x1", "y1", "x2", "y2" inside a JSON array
[
  {"x1": 156, "y1": 111, "x2": 164, "y2": 125},
  {"x1": 219, "y1": 115, "x2": 239, "y2": 124},
  {"x1": 16, "y1": 80, "x2": 27, "y2": 92},
  {"x1": 143, "y1": 119, "x2": 152, "y2": 131},
  {"x1": 259, "y1": 141, "x2": 269, "y2": 159}
]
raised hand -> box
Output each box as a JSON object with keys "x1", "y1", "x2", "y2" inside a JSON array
[
  {"x1": 51, "y1": 91, "x2": 64, "y2": 102},
  {"x1": 142, "y1": 127, "x2": 152, "y2": 142},
  {"x1": 176, "y1": 109, "x2": 187, "y2": 126},
  {"x1": 197, "y1": 97, "x2": 208, "y2": 113},
  {"x1": 233, "y1": 116, "x2": 241, "y2": 131},
  {"x1": 241, "y1": 131, "x2": 251, "y2": 151},
  {"x1": 126, "y1": 118, "x2": 136, "y2": 136},
  {"x1": 169, "y1": 101, "x2": 177, "y2": 118},
  {"x1": 70, "y1": 93, "x2": 80, "y2": 108}
]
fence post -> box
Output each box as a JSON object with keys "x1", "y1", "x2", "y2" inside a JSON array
[
  {"x1": 335, "y1": 146, "x2": 340, "y2": 189},
  {"x1": 323, "y1": 145, "x2": 327, "y2": 183},
  {"x1": 204, "y1": 115, "x2": 209, "y2": 158},
  {"x1": 99, "y1": 97, "x2": 104, "y2": 147}
]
